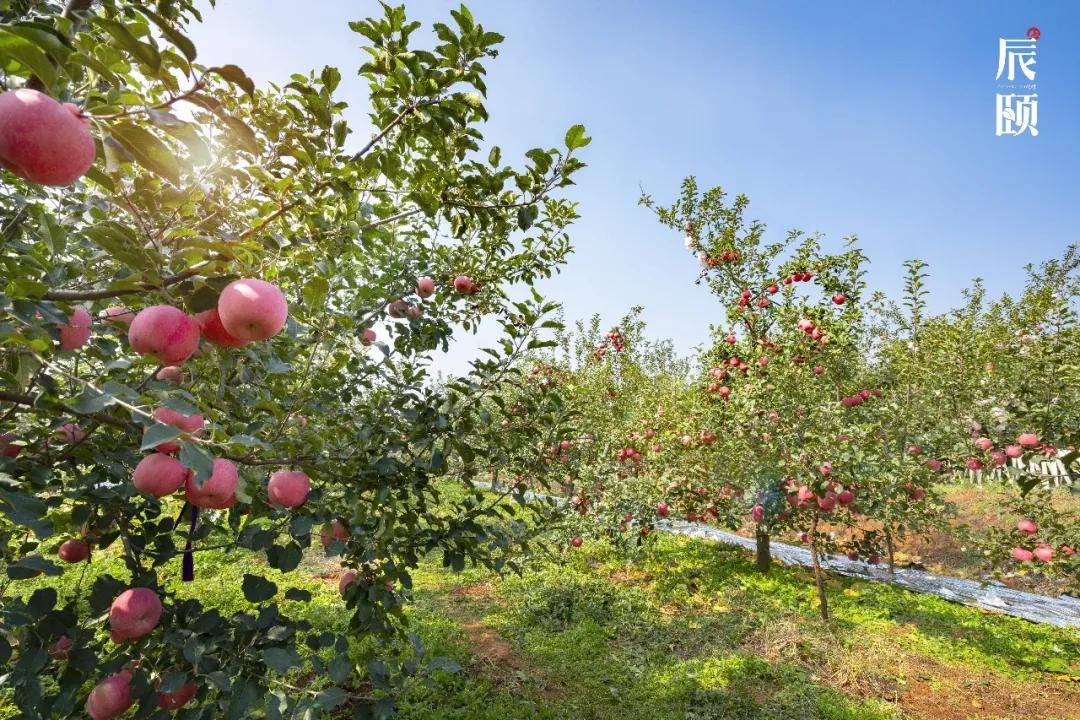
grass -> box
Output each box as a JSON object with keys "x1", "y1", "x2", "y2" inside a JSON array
[
  {"x1": 399, "y1": 537, "x2": 1079, "y2": 720},
  {"x1": 2, "y1": 528, "x2": 1078, "y2": 719}
]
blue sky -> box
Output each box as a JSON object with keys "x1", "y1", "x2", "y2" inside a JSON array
[{"x1": 189, "y1": 2, "x2": 1080, "y2": 373}]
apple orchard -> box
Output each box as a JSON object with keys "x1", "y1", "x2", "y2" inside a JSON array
[{"x1": 0, "y1": 2, "x2": 1078, "y2": 720}]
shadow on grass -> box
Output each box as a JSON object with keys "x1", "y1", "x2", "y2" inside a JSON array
[
  {"x1": 406, "y1": 549, "x2": 901, "y2": 720},
  {"x1": 636, "y1": 536, "x2": 1080, "y2": 676}
]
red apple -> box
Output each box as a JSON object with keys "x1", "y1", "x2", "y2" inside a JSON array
[
  {"x1": 59, "y1": 307, "x2": 92, "y2": 351},
  {"x1": 147, "y1": 407, "x2": 204, "y2": 454},
  {"x1": 48, "y1": 635, "x2": 73, "y2": 661},
  {"x1": 267, "y1": 470, "x2": 311, "y2": 508},
  {"x1": 453, "y1": 275, "x2": 474, "y2": 294},
  {"x1": 128, "y1": 305, "x2": 201, "y2": 364},
  {"x1": 217, "y1": 279, "x2": 288, "y2": 342},
  {"x1": 102, "y1": 305, "x2": 135, "y2": 327},
  {"x1": 1017, "y1": 432, "x2": 1039, "y2": 449},
  {"x1": 56, "y1": 422, "x2": 86, "y2": 444},
  {"x1": 108, "y1": 587, "x2": 162, "y2": 642},
  {"x1": 320, "y1": 519, "x2": 350, "y2": 547},
  {"x1": 196, "y1": 308, "x2": 248, "y2": 348},
  {"x1": 185, "y1": 458, "x2": 238, "y2": 509},
  {"x1": 158, "y1": 682, "x2": 198, "y2": 710},
  {"x1": 155, "y1": 365, "x2": 184, "y2": 384},
  {"x1": 339, "y1": 570, "x2": 359, "y2": 596},
  {"x1": 656, "y1": 502, "x2": 669, "y2": 518},
  {"x1": 0, "y1": 432, "x2": 22, "y2": 458},
  {"x1": 85, "y1": 671, "x2": 132, "y2": 720},
  {"x1": 1011, "y1": 547, "x2": 1034, "y2": 562},
  {"x1": 416, "y1": 277, "x2": 436, "y2": 298},
  {"x1": 1016, "y1": 518, "x2": 1037, "y2": 535},
  {"x1": 0, "y1": 89, "x2": 95, "y2": 186},
  {"x1": 1033, "y1": 545, "x2": 1054, "y2": 562},
  {"x1": 1005, "y1": 444, "x2": 1023, "y2": 458},
  {"x1": 58, "y1": 538, "x2": 90, "y2": 563},
  {"x1": 132, "y1": 453, "x2": 190, "y2": 497}
]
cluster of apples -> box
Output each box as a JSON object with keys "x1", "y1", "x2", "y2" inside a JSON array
[
  {"x1": 1010, "y1": 517, "x2": 1074, "y2": 564},
  {"x1": 906, "y1": 444, "x2": 947, "y2": 474},
  {"x1": 735, "y1": 284, "x2": 780, "y2": 311},
  {"x1": 546, "y1": 439, "x2": 575, "y2": 463},
  {"x1": 839, "y1": 386, "x2": 883, "y2": 407},
  {"x1": 592, "y1": 328, "x2": 625, "y2": 360},
  {"x1": 679, "y1": 482, "x2": 743, "y2": 524},
  {"x1": 57, "y1": 278, "x2": 288, "y2": 362},
  {"x1": 844, "y1": 548, "x2": 883, "y2": 564},
  {"x1": 783, "y1": 475, "x2": 855, "y2": 513},
  {"x1": 795, "y1": 317, "x2": 829, "y2": 346},
  {"x1": 47, "y1": 278, "x2": 318, "y2": 719},
  {"x1": 386, "y1": 276, "x2": 439, "y2": 321},
  {"x1": 78, "y1": 587, "x2": 197, "y2": 718},
  {"x1": 696, "y1": 249, "x2": 740, "y2": 268},
  {"x1": 965, "y1": 431, "x2": 1061, "y2": 472}
]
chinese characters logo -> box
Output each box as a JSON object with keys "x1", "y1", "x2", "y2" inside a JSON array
[{"x1": 996, "y1": 27, "x2": 1039, "y2": 136}]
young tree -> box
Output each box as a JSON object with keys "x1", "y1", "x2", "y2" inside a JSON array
[{"x1": 0, "y1": 2, "x2": 588, "y2": 717}]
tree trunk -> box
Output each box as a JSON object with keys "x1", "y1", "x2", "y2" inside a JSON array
[
  {"x1": 885, "y1": 527, "x2": 896, "y2": 575},
  {"x1": 754, "y1": 528, "x2": 772, "y2": 573},
  {"x1": 809, "y1": 517, "x2": 830, "y2": 622}
]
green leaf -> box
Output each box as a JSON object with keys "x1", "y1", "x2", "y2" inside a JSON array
[
  {"x1": 83, "y1": 221, "x2": 156, "y2": 271},
  {"x1": 564, "y1": 124, "x2": 591, "y2": 150},
  {"x1": 158, "y1": 672, "x2": 189, "y2": 693},
  {"x1": 109, "y1": 122, "x2": 182, "y2": 185},
  {"x1": 0, "y1": 28, "x2": 56, "y2": 87},
  {"x1": 28, "y1": 587, "x2": 57, "y2": 615},
  {"x1": 210, "y1": 65, "x2": 255, "y2": 96},
  {"x1": 178, "y1": 441, "x2": 214, "y2": 485},
  {"x1": 303, "y1": 276, "x2": 329, "y2": 308},
  {"x1": 241, "y1": 573, "x2": 278, "y2": 603},
  {"x1": 427, "y1": 656, "x2": 461, "y2": 673},
  {"x1": 316, "y1": 686, "x2": 348, "y2": 710},
  {"x1": 7, "y1": 554, "x2": 61, "y2": 580},
  {"x1": 328, "y1": 655, "x2": 351, "y2": 684},
  {"x1": 88, "y1": 574, "x2": 126, "y2": 613},
  {"x1": 219, "y1": 115, "x2": 260, "y2": 154},
  {"x1": 95, "y1": 18, "x2": 161, "y2": 71},
  {"x1": 261, "y1": 646, "x2": 299, "y2": 674},
  {"x1": 0, "y1": 487, "x2": 52, "y2": 538},
  {"x1": 283, "y1": 588, "x2": 311, "y2": 602},
  {"x1": 517, "y1": 204, "x2": 538, "y2": 231},
  {"x1": 141, "y1": 423, "x2": 183, "y2": 452},
  {"x1": 134, "y1": 6, "x2": 197, "y2": 62}
]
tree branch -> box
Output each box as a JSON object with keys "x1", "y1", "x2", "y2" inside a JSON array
[{"x1": 0, "y1": 389, "x2": 133, "y2": 430}]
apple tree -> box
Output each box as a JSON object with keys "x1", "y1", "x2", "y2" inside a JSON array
[
  {"x1": 640, "y1": 177, "x2": 884, "y2": 620},
  {"x1": 0, "y1": 1, "x2": 589, "y2": 718}
]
